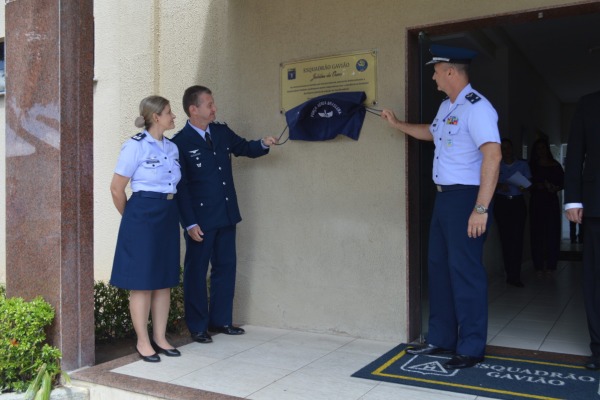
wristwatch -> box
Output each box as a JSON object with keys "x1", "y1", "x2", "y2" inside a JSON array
[{"x1": 474, "y1": 204, "x2": 488, "y2": 214}]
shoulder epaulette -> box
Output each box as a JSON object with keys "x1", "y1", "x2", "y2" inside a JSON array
[
  {"x1": 132, "y1": 132, "x2": 146, "y2": 141},
  {"x1": 465, "y1": 92, "x2": 481, "y2": 104},
  {"x1": 212, "y1": 120, "x2": 228, "y2": 126}
]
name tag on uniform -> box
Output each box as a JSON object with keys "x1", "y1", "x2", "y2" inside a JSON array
[{"x1": 143, "y1": 159, "x2": 162, "y2": 167}]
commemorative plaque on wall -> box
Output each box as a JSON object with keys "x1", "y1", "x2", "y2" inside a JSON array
[{"x1": 280, "y1": 50, "x2": 377, "y2": 112}]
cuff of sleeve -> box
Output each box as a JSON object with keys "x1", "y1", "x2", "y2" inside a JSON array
[{"x1": 565, "y1": 203, "x2": 583, "y2": 210}]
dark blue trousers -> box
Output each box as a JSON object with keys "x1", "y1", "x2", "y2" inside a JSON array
[
  {"x1": 493, "y1": 194, "x2": 527, "y2": 283},
  {"x1": 427, "y1": 187, "x2": 490, "y2": 358},
  {"x1": 183, "y1": 225, "x2": 237, "y2": 333},
  {"x1": 583, "y1": 217, "x2": 600, "y2": 356},
  {"x1": 529, "y1": 195, "x2": 561, "y2": 271}
]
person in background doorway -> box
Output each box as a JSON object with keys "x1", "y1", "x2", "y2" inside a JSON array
[
  {"x1": 110, "y1": 96, "x2": 182, "y2": 362},
  {"x1": 381, "y1": 44, "x2": 501, "y2": 369},
  {"x1": 564, "y1": 90, "x2": 600, "y2": 370},
  {"x1": 494, "y1": 138, "x2": 531, "y2": 287},
  {"x1": 528, "y1": 137, "x2": 564, "y2": 277}
]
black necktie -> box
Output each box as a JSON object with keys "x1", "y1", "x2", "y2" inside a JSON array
[{"x1": 205, "y1": 132, "x2": 213, "y2": 148}]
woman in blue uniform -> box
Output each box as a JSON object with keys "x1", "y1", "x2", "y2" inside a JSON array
[{"x1": 110, "y1": 95, "x2": 182, "y2": 362}]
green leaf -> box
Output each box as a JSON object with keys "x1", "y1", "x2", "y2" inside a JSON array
[
  {"x1": 36, "y1": 371, "x2": 52, "y2": 400},
  {"x1": 24, "y1": 363, "x2": 46, "y2": 400}
]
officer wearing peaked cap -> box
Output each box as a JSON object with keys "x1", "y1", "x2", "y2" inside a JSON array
[
  {"x1": 381, "y1": 44, "x2": 501, "y2": 369},
  {"x1": 425, "y1": 44, "x2": 478, "y2": 65}
]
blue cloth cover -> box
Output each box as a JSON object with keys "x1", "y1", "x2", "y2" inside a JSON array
[{"x1": 285, "y1": 91, "x2": 367, "y2": 141}]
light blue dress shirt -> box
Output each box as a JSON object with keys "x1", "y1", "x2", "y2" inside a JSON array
[
  {"x1": 115, "y1": 130, "x2": 181, "y2": 193},
  {"x1": 429, "y1": 84, "x2": 500, "y2": 185}
]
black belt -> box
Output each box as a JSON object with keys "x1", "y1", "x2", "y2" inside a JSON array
[
  {"x1": 132, "y1": 191, "x2": 175, "y2": 200},
  {"x1": 495, "y1": 194, "x2": 523, "y2": 200},
  {"x1": 436, "y1": 184, "x2": 478, "y2": 192}
]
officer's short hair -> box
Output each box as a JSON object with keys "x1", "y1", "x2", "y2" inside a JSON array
[
  {"x1": 183, "y1": 85, "x2": 212, "y2": 117},
  {"x1": 450, "y1": 62, "x2": 470, "y2": 76}
]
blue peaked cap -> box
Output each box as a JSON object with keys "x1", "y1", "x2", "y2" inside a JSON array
[
  {"x1": 426, "y1": 44, "x2": 478, "y2": 65},
  {"x1": 285, "y1": 91, "x2": 367, "y2": 141}
]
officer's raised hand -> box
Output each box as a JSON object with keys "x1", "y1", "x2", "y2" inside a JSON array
[{"x1": 261, "y1": 136, "x2": 279, "y2": 147}]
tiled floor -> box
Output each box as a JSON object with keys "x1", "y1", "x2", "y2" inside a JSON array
[
  {"x1": 78, "y1": 248, "x2": 588, "y2": 400},
  {"x1": 108, "y1": 327, "x2": 500, "y2": 400},
  {"x1": 487, "y1": 246, "x2": 588, "y2": 356}
]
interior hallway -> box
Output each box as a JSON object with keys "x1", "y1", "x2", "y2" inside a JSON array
[
  {"x1": 72, "y1": 242, "x2": 588, "y2": 399},
  {"x1": 487, "y1": 240, "x2": 587, "y2": 356}
]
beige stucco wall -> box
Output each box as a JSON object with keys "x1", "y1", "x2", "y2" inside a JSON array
[{"x1": 1, "y1": 0, "x2": 588, "y2": 341}]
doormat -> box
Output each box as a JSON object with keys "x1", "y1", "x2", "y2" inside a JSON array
[{"x1": 352, "y1": 344, "x2": 599, "y2": 400}]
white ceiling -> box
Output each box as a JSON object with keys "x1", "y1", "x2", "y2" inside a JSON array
[
  {"x1": 432, "y1": 10, "x2": 600, "y2": 104},
  {"x1": 501, "y1": 11, "x2": 600, "y2": 104}
]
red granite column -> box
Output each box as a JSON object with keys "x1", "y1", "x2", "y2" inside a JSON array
[{"x1": 5, "y1": 0, "x2": 95, "y2": 369}]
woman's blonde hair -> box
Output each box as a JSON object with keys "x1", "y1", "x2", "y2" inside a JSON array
[{"x1": 134, "y1": 95, "x2": 170, "y2": 129}]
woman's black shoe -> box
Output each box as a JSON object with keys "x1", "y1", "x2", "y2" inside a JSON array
[
  {"x1": 135, "y1": 346, "x2": 161, "y2": 362},
  {"x1": 151, "y1": 340, "x2": 181, "y2": 357}
]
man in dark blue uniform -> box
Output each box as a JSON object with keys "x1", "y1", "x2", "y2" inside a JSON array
[
  {"x1": 381, "y1": 45, "x2": 501, "y2": 369},
  {"x1": 565, "y1": 90, "x2": 600, "y2": 370},
  {"x1": 172, "y1": 85, "x2": 278, "y2": 343}
]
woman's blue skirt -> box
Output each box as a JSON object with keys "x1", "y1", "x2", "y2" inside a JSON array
[{"x1": 110, "y1": 193, "x2": 180, "y2": 290}]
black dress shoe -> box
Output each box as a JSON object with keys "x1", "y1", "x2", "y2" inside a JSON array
[
  {"x1": 208, "y1": 325, "x2": 245, "y2": 335},
  {"x1": 507, "y1": 280, "x2": 525, "y2": 288},
  {"x1": 135, "y1": 346, "x2": 161, "y2": 362},
  {"x1": 444, "y1": 354, "x2": 484, "y2": 369},
  {"x1": 151, "y1": 340, "x2": 181, "y2": 357},
  {"x1": 406, "y1": 344, "x2": 453, "y2": 355},
  {"x1": 585, "y1": 356, "x2": 600, "y2": 370},
  {"x1": 190, "y1": 331, "x2": 213, "y2": 343}
]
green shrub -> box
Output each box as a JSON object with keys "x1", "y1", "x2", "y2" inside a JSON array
[
  {"x1": 166, "y1": 274, "x2": 186, "y2": 334},
  {"x1": 0, "y1": 270, "x2": 187, "y2": 390},
  {"x1": 94, "y1": 269, "x2": 186, "y2": 341},
  {"x1": 93, "y1": 281, "x2": 133, "y2": 341},
  {"x1": 0, "y1": 294, "x2": 62, "y2": 393}
]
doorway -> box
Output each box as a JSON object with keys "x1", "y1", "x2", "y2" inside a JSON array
[{"x1": 405, "y1": 2, "x2": 600, "y2": 354}]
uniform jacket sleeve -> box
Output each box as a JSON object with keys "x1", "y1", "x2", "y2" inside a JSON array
[
  {"x1": 172, "y1": 122, "x2": 268, "y2": 231},
  {"x1": 223, "y1": 124, "x2": 269, "y2": 159},
  {"x1": 172, "y1": 127, "x2": 198, "y2": 228},
  {"x1": 564, "y1": 91, "x2": 600, "y2": 216}
]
